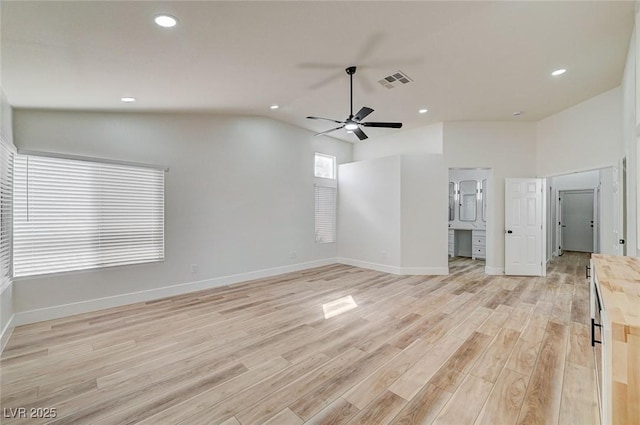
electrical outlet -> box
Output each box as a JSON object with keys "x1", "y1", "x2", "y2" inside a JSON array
[
  {"x1": 190, "y1": 264, "x2": 198, "y2": 273},
  {"x1": 289, "y1": 251, "x2": 297, "y2": 259}
]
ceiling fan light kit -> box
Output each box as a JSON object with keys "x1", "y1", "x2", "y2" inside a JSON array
[{"x1": 306, "y1": 66, "x2": 403, "y2": 140}]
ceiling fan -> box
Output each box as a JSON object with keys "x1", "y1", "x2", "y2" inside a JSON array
[{"x1": 307, "y1": 66, "x2": 402, "y2": 140}]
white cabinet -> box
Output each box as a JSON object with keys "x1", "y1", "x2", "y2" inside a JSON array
[
  {"x1": 472, "y1": 229, "x2": 486, "y2": 259},
  {"x1": 448, "y1": 228, "x2": 485, "y2": 259}
]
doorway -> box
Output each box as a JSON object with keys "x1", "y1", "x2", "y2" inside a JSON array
[
  {"x1": 448, "y1": 168, "x2": 491, "y2": 274},
  {"x1": 559, "y1": 190, "x2": 596, "y2": 253}
]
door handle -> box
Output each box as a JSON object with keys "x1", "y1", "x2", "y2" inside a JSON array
[
  {"x1": 506, "y1": 230, "x2": 513, "y2": 234},
  {"x1": 561, "y1": 225, "x2": 567, "y2": 227}
]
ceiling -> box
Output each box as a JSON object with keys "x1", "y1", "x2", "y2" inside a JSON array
[{"x1": 1, "y1": 1, "x2": 635, "y2": 142}]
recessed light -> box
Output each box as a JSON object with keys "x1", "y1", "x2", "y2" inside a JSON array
[
  {"x1": 270, "y1": 104, "x2": 279, "y2": 110},
  {"x1": 418, "y1": 108, "x2": 428, "y2": 114},
  {"x1": 551, "y1": 68, "x2": 566, "y2": 76},
  {"x1": 121, "y1": 97, "x2": 136, "y2": 103},
  {"x1": 154, "y1": 15, "x2": 178, "y2": 28}
]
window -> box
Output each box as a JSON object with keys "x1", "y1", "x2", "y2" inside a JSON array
[
  {"x1": 13, "y1": 153, "x2": 165, "y2": 277},
  {"x1": 314, "y1": 153, "x2": 336, "y2": 179},
  {"x1": 314, "y1": 153, "x2": 337, "y2": 244},
  {"x1": 0, "y1": 138, "x2": 14, "y2": 291}
]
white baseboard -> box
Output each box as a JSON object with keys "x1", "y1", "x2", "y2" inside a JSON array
[
  {"x1": 485, "y1": 266, "x2": 504, "y2": 275},
  {"x1": 13, "y1": 258, "x2": 338, "y2": 327},
  {"x1": 336, "y1": 258, "x2": 448, "y2": 275},
  {"x1": 1, "y1": 314, "x2": 15, "y2": 354}
]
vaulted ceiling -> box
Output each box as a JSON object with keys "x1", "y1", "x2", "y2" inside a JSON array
[{"x1": 1, "y1": 1, "x2": 635, "y2": 141}]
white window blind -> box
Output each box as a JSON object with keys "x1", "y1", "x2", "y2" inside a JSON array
[
  {"x1": 314, "y1": 153, "x2": 337, "y2": 244},
  {"x1": 0, "y1": 139, "x2": 14, "y2": 291},
  {"x1": 13, "y1": 154, "x2": 164, "y2": 277},
  {"x1": 315, "y1": 185, "x2": 337, "y2": 244}
]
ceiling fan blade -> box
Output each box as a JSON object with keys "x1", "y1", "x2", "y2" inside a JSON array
[
  {"x1": 353, "y1": 127, "x2": 368, "y2": 140},
  {"x1": 362, "y1": 122, "x2": 403, "y2": 129},
  {"x1": 307, "y1": 116, "x2": 344, "y2": 124},
  {"x1": 315, "y1": 125, "x2": 345, "y2": 136},
  {"x1": 353, "y1": 106, "x2": 374, "y2": 122}
]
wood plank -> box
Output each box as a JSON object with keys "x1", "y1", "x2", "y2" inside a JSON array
[
  {"x1": 388, "y1": 384, "x2": 452, "y2": 425},
  {"x1": 345, "y1": 390, "x2": 406, "y2": 425},
  {"x1": 516, "y1": 321, "x2": 569, "y2": 425},
  {"x1": 432, "y1": 375, "x2": 493, "y2": 425},
  {"x1": 304, "y1": 398, "x2": 359, "y2": 425},
  {"x1": 289, "y1": 344, "x2": 401, "y2": 420},
  {"x1": 262, "y1": 408, "x2": 303, "y2": 425},
  {"x1": 343, "y1": 352, "x2": 414, "y2": 409},
  {"x1": 558, "y1": 362, "x2": 600, "y2": 425},
  {"x1": 566, "y1": 321, "x2": 592, "y2": 368},
  {"x1": 470, "y1": 327, "x2": 520, "y2": 383},
  {"x1": 474, "y1": 368, "x2": 529, "y2": 425},
  {"x1": 388, "y1": 334, "x2": 464, "y2": 400}
]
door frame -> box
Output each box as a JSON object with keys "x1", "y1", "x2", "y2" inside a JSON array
[{"x1": 557, "y1": 189, "x2": 597, "y2": 253}]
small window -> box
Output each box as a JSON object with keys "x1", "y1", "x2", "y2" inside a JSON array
[{"x1": 314, "y1": 153, "x2": 336, "y2": 179}]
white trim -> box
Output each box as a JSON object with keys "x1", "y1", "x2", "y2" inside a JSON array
[
  {"x1": 17, "y1": 149, "x2": 169, "y2": 172},
  {"x1": 1, "y1": 314, "x2": 15, "y2": 354},
  {"x1": 485, "y1": 266, "x2": 504, "y2": 275},
  {"x1": 13, "y1": 258, "x2": 337, "y2": 326},
  {"x1": 400, "y1": 266, "x2": 449, "y2": 275},
  {"x1": 336, "y1": 257, "x2": 448, "y2": 275}
]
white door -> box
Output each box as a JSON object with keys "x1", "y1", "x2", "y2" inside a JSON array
[
  {"x1": 505, "y1": 178, "x2": 543, "y2": 276},
  {"x1": 560, "y1": 190, "x2": 594, "y2": 252}
]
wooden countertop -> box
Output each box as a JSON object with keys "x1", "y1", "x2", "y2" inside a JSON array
[{"x1": 592, "y1": 254, "x2": 640, "y2": 328}]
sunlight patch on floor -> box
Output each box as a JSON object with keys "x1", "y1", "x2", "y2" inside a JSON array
[{"x1": 322, "y1": 295, "x2": 358, "y2": 319}]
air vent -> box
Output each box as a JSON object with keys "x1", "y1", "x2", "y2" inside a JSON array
[{"x1": 378, "y1": 71, "x2": 413, "y2": 89}]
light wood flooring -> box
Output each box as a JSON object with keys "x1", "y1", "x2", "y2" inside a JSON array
[{"x1": 1, "y1": 252, "x2": 599, "y2": 425}]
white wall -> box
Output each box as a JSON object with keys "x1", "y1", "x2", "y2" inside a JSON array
[
  {"x1": 353, "y1": 122, "x2": 443, "y2": 161},
  {"x1": 599, "y1": 167, "x2": 617, "y2": 255},
  {"x1": 11, "y1": 109, "x2": 352, "y2": 322},
  {"x1": 337, "y1": 156, "x2": 402, "y2": 271},
  {"x1": 0, "y1": 91, "x2": 12, "y2": 144},
  {"x1": 536, "y1": 87, "x2": 623, "y2": 177},
  {"x1": 622, "y1": 25, "x2": 638, "y2": 256},
  {"x1": 443, "y1": 122, "x2": 538, "y2": 274},
  {"x1": 337, "y1": 153, "x2": 448, "y2": 274},
  {"x1": 400, "y1": 154, "x2": 448, "y2": 272},
  {"x1": 552, "y1": 170, "x2": 601, "y2": 191},
  {"x1": 0, "y1": 88, "x2": 14, "y2": 350}
]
